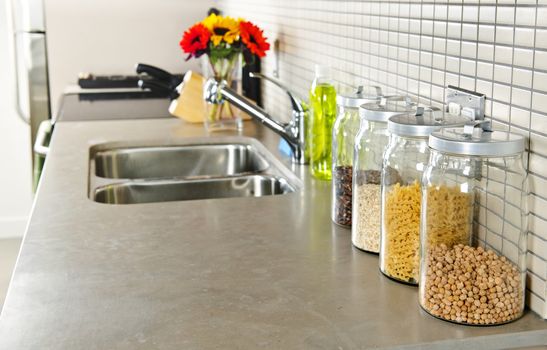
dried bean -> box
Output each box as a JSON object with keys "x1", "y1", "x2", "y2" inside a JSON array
[
  {"x1": 422, "y1": 244, "x2": 524, "y2": 325},
  {"x1": 333, "y1": 166, "x2": 353, "y2": 226}
]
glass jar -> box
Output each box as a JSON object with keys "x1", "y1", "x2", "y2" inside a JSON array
[
  {"x1": 380, "y1": 109, "x2": 468, "y2": 285},
  {"x1": 331, "y1": 86, "x2": 383, "y2": 227},
  {"x1": 309, "y1": 65, "x2": 337, "y2": 180},
  {"x1": 352, "y1": 97, "x2": 414, "y2": 252},
  {"x1": 201, "y1": 53, "x2": 243, "y2": 132},
  {"x1": 419, "y1": 123, "x2": 528, "y2": 326}
]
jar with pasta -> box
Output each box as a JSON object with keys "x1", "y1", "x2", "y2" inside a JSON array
[
  {"x1": 380, "y1": 108, "x2": 467, "y2": 285},
  {"x1": 419, "y1": 122, "x2": 528, "y2": 326},
  {"x1": 352, "y1": 96, "x2": 412, "y2": 253},
  {"x1": 331, "y1": 86, "x2": 382, "y2": 227}
]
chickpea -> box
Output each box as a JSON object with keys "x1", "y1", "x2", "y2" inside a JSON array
[{"x1": 422, "y1": 244, "x2": 523, "y2": 325}]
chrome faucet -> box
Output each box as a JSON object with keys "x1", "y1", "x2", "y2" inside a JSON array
[{"x1": 203, "y1": 73, "x2": 307, "y2": 164}]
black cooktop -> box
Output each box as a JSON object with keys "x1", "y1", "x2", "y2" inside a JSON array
[{"x1": 55, "y1": 91, "x2": 173, "y2": 122}]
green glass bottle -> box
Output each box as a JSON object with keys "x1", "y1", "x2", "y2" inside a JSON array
[{"x1": 309, "y1": 66, "x2": 337, "y2": 180}]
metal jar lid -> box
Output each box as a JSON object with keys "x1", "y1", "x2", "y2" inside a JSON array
[
  {"x1": 336, "y1": 85, "x2": 383, "y2": 108},
  {"x1": 388, "y1": 108, "x2": 468, "y2": 137},
  {"x1": 428, "y1": 122, "x2": 525, "y2": 156},
  {"x1": 359, "y1": 96, "x2": 416, "y2": 122}
]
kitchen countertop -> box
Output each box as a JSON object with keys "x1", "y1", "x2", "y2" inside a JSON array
[
  {"x1": 0, "y1": 117, "x2": 546, "y2": 349},
  {"x1": 55, "y1": 91, "x2": 172, "y2": 122}
]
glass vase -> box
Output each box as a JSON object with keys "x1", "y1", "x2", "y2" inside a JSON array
[{"x1": 201, "y1": 53, "x2": 243, "y2": 132}]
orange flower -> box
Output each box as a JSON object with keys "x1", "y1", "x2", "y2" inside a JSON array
[
  {"x1": 239, "y1": 21, "x2": 270, "y2": 57},
  {"x1": 180, "y1": 23, "x2": 211, "y2": 59}
]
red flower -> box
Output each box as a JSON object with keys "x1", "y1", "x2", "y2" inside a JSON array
[
  {"x1": 180, "y1": 23, "x2": 211, "y2": 59},
  {"x1": 239, "y1": 21, "x2": 270, "y2": 58}
]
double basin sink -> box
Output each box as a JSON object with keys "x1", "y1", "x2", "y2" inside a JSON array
[{"x1": 89, "y1": 137, "x2": 301, "y2": 204}]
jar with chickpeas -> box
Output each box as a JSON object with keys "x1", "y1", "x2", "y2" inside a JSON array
[{"x1": 419, "y1": 121, "x2": 528, "y2": 325}]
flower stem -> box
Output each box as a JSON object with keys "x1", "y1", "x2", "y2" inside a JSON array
[{"x1": 206, "y1": 53, "x2": 239, "y2": 124}]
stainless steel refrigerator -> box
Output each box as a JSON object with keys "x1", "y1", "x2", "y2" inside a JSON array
[{"x1": 10, "y1": 0, "x2": 51, "y2": 189}]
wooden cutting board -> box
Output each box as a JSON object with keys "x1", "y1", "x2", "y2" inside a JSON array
[{"x1": 169, "y1": 70, "x2": 251, "y2": 123}]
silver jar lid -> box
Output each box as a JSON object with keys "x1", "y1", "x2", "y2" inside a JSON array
[
  {"x1": 388, "y1": 108, "x2": 468, "y2": 137},
  {"x1": 336, "y1": 85, "x2": 383, "y2": 108},
  {"x1": 429, "y1": 122, "x2": 525, "y2": 156},
  {"x1": 359, "y1": 96, "x2": 415, "y2": 122}
]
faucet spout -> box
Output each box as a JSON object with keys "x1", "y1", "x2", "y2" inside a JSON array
[{"x1": 203, "y1": 77, "x2": 307, "y2": 164}]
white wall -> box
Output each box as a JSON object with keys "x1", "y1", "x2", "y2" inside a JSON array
[
  {"x1": 0, "y1": 0, "x2": 33, "y2": 238},
  {"x1": 45, "y1": 0, "x2": 215, "y2": 114}
]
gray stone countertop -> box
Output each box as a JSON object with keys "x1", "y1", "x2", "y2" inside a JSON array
[{"x1": 0, "y1": 118, "x2": 545, "y2": 349}]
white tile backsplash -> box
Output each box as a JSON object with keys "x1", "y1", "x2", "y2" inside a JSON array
[
  {"x1": 218, "y1": 0, "x2": 547, "y2": 319},
  {"x1": 480, "y1": 6, "x2": 497, "y2": 22},
  {"x1": 534, "y1": 72, "x2": 547, "y2": 93},
  {"x1": 536, "y1": 29, "x2": 547, "y2": 49},
  {"x1": 496, "y1": 6, "x2": 516, "y2": 25},
  {"x1": 513, "y1": 68, "x2": 533, "y2": 88},
  {"x1": 516, "y1": 49, "x2": 536, "y2": 69},
  {"x1": 516, "y1": 6, "x2": 537, "y2": 26},
  {"x1": 496, "y1": 26, "x2": 515, "y2": 46},
  {"x1": 495, "y1": 64, "x2": 512, "y2": 84},
  {"x1": 515, "y1": 27, "x2": 536, "y2": 48},
  {"x1": 479, "y1": 24, "x2": 496, "y2": 42},
  {"x1": 534, "y1": 50, "x2": 547, "y2": 70},
  {"x1": 531, "y1": 113, "x2": 547, "y2": 134}
]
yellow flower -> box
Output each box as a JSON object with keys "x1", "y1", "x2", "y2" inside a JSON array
[{"x1": 202, "y1": 13, "x2": 239, "y2": 46}]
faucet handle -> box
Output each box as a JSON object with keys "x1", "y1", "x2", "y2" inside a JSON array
[
  {"x1": 249, "y1": 72, "x2": 305, "y2": 114},
  {"x1": 203, "y1": 78, "x2": 225, "y2": 104}
]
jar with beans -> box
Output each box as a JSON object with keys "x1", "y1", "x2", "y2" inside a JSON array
[
  {"x1": 351, "y1": 96, "x2": 412, "y2": 253},
  {"x1": 419, "y1": 122, "x2": 528, "y2": 325},
  {"x1": 380, "y1": 109, "x2": 467, "y2": 285},
  {"x1": 331, "y1": 86, "x2": 383, "y2": 227}
]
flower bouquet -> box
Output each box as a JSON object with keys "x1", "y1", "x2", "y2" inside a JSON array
[{"x1": 180, "y1": 13, "x2": 270, "y2": 131}]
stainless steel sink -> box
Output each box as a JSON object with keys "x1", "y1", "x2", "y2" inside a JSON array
[
  {"x1": 94, "y1": 143, "x2": 269, "y2": 179},
  {"x1": 93, "y1": 175, "x2": 295, "y2": 204},
  {"x1": 88, "y1": 137, "x2": 302, "y2": 204}
]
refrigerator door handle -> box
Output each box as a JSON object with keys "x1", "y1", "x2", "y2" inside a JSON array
[
  {"x1": 33, "y1": 119, "x2": 51, "y2": 156},
  {"x1": 13, "y1": 51, "x2": 31, "y2": 124}
]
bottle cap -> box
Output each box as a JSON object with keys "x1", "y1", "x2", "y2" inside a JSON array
[{"x1": 315, "y1": 65, "x2": 331, "y2": 78}]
